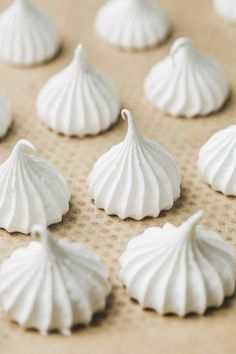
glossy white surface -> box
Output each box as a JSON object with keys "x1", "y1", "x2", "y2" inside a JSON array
[
  {"x1": 214, "y1": 0, "x2": 236, "y2": 22},
  {"x1": 144, "y1": 38, "x2": 229, "y2": 117},
  {"x1": 198, "y1": 125, "x2": 236, "y2": 196},
  {"x1": 0, "y1": 139, "x2": 70, "y2": 233},
  {"x1": 88, "y1": 109, "x2": 181, "y2": 220},
  {"x1": 0, "y1": 225, "x2": 111, "y2": 335},
  {"x1": 37, "y1": 44, "x2": 120, "y2": 137},
  {"x1": 120, "y1": 210, "x2": 236, "y2": 316},
  {"x1": 0, "y1": 95, "x2": 12, "y2": 137},
  {"x1": 95, "y1": 0, "x2": 170, "y2": 49},
  {"x1": 0, "y1": 0, "x2": 60, "y2": 65}
]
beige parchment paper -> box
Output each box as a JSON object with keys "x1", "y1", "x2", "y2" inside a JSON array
[{"x1": 0, "y1": 0, "x2": 235, "y2": 353}]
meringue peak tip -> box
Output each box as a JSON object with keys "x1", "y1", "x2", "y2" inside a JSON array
[
  {"x1": 13, "y1": 139, "x2": 36, "y2": 154},
  {"x1": 73, "y1": 44, "x2": 88, "y2": 68},
  {"x1": 170, "y1": 37, "x2": 195, "y2": 57},
  {"x1": 180, "y1": 209, "x2": 205, "y2": 238},
  {"x1": 121, "y1": 109, "x2": 139, "y2": 136},
  {"x1": 121, "y1": 109, "x2": 132, "y2": 121},
  {"x1": 187, "y1": 209, "x2": 205, "y2": 224},
  {"x1": 31, "y1": 224, "x2": 56, "y2": 251},
  {"x1": 74, "y1": 44, "x2": 84, "y2": 56},
  {"x1": 31, "y1": 224, "x2": 48, "y2": 237},
  {"x1": 14, "y1": 0, "x2": 28, "y2": 6}
]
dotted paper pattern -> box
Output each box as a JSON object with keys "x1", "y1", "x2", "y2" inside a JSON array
[{"x1": 0, "y1": 0, "x2": 236, "y2": 353}]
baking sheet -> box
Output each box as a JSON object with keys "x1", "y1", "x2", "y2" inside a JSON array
[{"x1": 0, "y1": 0, "x2": 236, "y2": 353}]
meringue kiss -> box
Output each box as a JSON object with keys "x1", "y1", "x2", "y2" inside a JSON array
[
  {"x1": 88, "y1": 109, "x2": 181, "y2": 220},
  {"x1": 0, "y1": 0, "x2": 60, "y2": 66},
  {"x1": 120, "y1": 210, "x2": 236, "y2": 316},
  {"x1": 37, "y1": 44, "x2": 120, "y2": 137},
  {"x1": 0, "y1": 95, "x2": 12, "y2": 138},
  {"x1": 0, "y1": 140, "x2": 70, "y2": 234},
  {"x1": 144, "y1": 37, "x2": 230, "y2": 118},
  {"x1": 95, "y1": 0, "x2": 170, "y2": 50},
  {"x1": 214, "y1": 0, "x2": 236, "y2": 22},
  {"x1": 0, "y1": 225, "x2": 111, "y2": 335},
  {"x1": 198, "y1": 125, "x2": 236, "y2": 196}
]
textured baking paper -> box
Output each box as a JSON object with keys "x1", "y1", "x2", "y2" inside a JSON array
[{"x1": 0, "y1": 0, "x2": 235, "y2": 353}]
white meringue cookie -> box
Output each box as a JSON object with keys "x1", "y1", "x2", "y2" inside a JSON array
[
  {"x1": 88, "y1": 109, "x2": 181, "y2": 220},
  {"x1": 0, "y1": 0, "x2": 60, "y2": 66},
  {"x1": 214, "y1": 0, "x2": 236, "y2": 22},
  {"x1": 120, "y1": 210, "x2": 236, "y2": 316},
  {"x1": 0, "y1": 225, "x2": 111, "y2": 335},
  {"x1": 198, "y1": 125, "x2": 236, "y2": 196},
  {"x1": 37, "y1": 44, "x2": 120, "y2": 137},
  {"x1": 0, "y1": 139, "x2": 70, "y2": 234},
  {"x1": 95, "y1": 0, "x2": 170, "y2": 50},
  {"x1": 144, "y1": 37, "x2": 230, "y2": 118},
  {"x1": 0, "y1": 95, "x2": 12, "y2": 137}
]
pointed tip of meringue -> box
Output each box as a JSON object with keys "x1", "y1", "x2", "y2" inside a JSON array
[
  {"x1": 170, "y1": 37, "x2": 196, "y2": 58},
  {"x1": 31, "y1": 224, "x2": 47, "y2": 237},
  {"x1": 73, "y1": 44, "x2": 88, "y2": 70},
  {"x1": 180, "y1": 209, "x2": 205, "y2": 240},
  {"x1": 31, "y1": 224, "x2": 56, "y2": 253},
  {"x1": 121, "y1": 109, "x2": 133, "y2": 122},
  {"x1": 12, "y1": 139, "x2": 36, "y2": 155},
  {"x1": 121, "y1": 109, "x2": 140, "y2": 138},
  {"x1": 74, "y1": 43, "x2": 84, "y2": 56},
  {"x1": 186, "y1": 209, "x2": 205, "y2": 225},
  {"x1": 14, "y1": 0, "x2": 28, "y2": 7}
]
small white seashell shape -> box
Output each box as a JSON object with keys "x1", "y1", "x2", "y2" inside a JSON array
[
  {"x1": 0, "y1": 0, "x2": 60, "y2": 66},
  {"x1": 120, "y1": 210, "x2": 236, "y2": 316},
  {"x1": 0, "y1": 225, "x2": 111, "y2": 335},
  {"x1": 88, "y1": 109, "x2": 181, "y2": 220},
  {"x1": 144, "y1": 37, "x2": 230, "y2": 118},
  {"x1": 0, "y1": 95, "x2": 12, "y2": 137},
  {"x1": 198, "y1": 125, "x2": 236, "y2": 196},
  {"x1": 37, "y1": 44, "x2": 120, "y2": 137},
  {"x1": 214, "y1": 0, "x2": 236, "y2": 22},
  {"x1": 95, "y1": 0, "x2": 170, "y2": 50},
  {"x1": 0, "y1": 139, "x2": 70, "y2": 234}
]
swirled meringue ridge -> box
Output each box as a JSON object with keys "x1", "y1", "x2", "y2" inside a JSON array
[
  {"x1": 120, "y1": 210, "x2": 236, "y2": 316},
  {"x1": 37, "y1": 44, "x2": 120, "y2": 137},
  {"x1": 0, "y1": 139, "x2": 70, "y2": 233},
  {"x1": 95, "y1": 0, "x2": 170, "y2": 50},
  {"x1": 88, "y1": 109, "x2": 181, "y2": 220},
  {"x1": 144, "y1": 38, "x2": 230, "y2": 118},
  {"x1": 0, "y1": 225, "x2": 111, "y2": 335},
  {"x1": 0, "y1": 0, "x2": 60, "y2": 66},
  {"x1": 198, "y1": 125, "x2": 236, "y2": 196}
]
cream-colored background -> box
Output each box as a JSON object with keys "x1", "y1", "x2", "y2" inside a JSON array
[{"x1": 0, "y1": 0, "x2": 235, "y2": 353}]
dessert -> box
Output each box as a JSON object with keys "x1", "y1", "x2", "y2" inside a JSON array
[
  {"x1": 0, "y1": 95, "x2": 12, "y2": 137},
  {"x1": 0, "y1": 225, "x2": 111, "y2": 335},
  {"x1": 95, "y1": 0, "x2": 170, "y2": 50},
  {"x1": 0, "y1": 139, "x2": 70, "y2": 233},
  {"x1": 0, "y1": 0, "x2": 60, "y2": 65},
  {"x1": 37, "y1": 44, "x2": 120, "y2": 137},
  {"x1": 120, "y1": 210, "x2": 236, "y2": 316},
  {"x1": 214, "y1": 0, "x2": 236, "y2": 22},
  {"x1": 144, "y1": 38, "x2": 229, "y2": 118},
  {"x1": 88, "y1": 109, "x2": 181, "y2": 220},
  {"x1": 198, "y1": 125, "x2": 236, "y2": 196}
]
